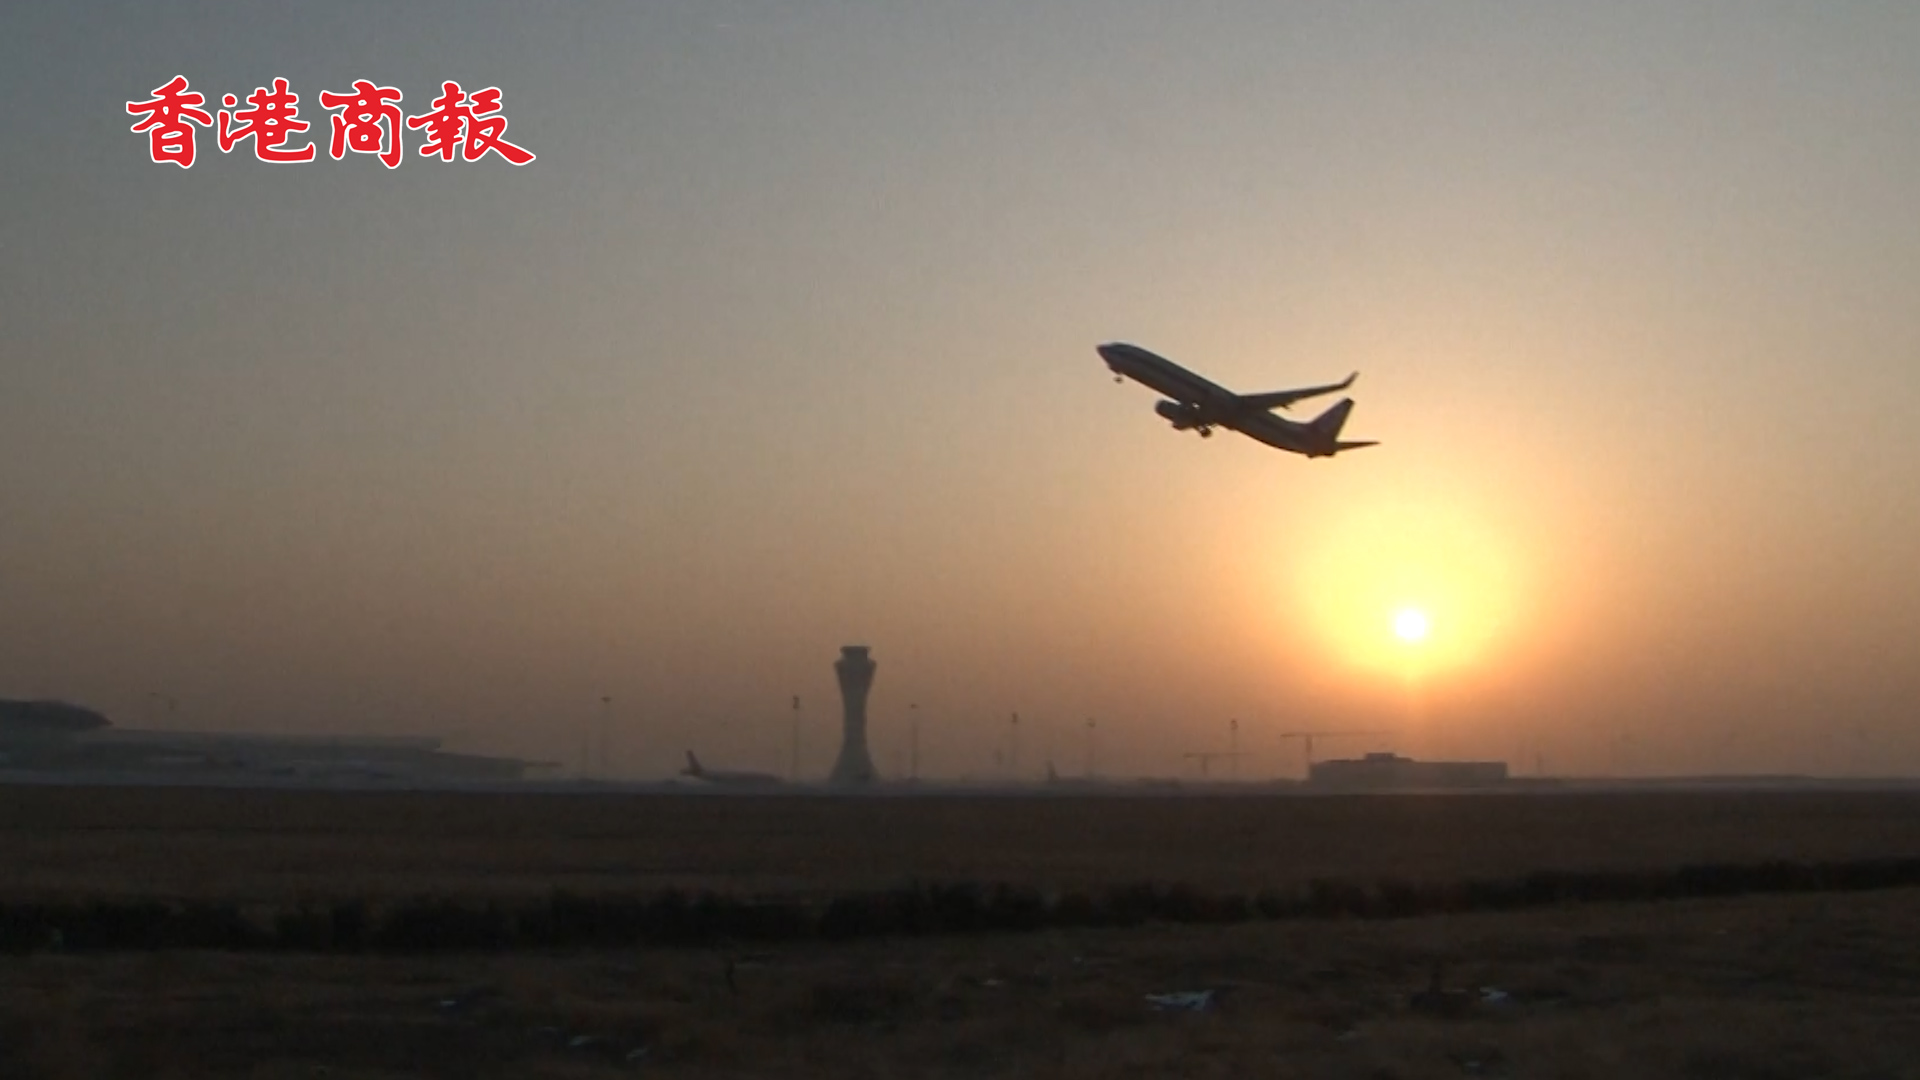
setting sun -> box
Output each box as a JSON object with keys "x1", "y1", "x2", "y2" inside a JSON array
[{"x1": 1291, "y1": 497, "x2": 1528, "y2": 679}]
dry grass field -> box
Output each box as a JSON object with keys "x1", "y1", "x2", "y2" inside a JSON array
[
  {"x1": 3, "y1": 786, "x2": 1920, "y2": 1077},
  {"x1": 3, "y1": 786, "x2": 1919, "y2": 902},
  {"x1": 4, "y1": 887, "x2": 1919, "y2": 1078}
]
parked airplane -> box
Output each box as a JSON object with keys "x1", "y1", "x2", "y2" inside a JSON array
[
  {"x1": 680, "y1": 751, "x2": 784, "y2": 787},
  {"x1": 1097, "y1": 342, "x2": 1377, "y2": 457},
  {"x1": 1042, "y1": 759, "x2": 1181, "y2": 791}
]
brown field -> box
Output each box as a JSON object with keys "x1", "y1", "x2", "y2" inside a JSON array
[
  {"x1": 5, "y1": 887, "x2": 1919, "y2": 1078},
  {"x1": 4, "y1": 786, "x2": 1920, "y2": 1078},
  {"x1": 3, "y1": 786, "x2": 1919, "y2": 902}
]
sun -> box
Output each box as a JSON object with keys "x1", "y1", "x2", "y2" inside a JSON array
[
  {"x1": 1290, "y1": 497, "x2": 1525, "y2": 678},
  {"x1": 1393, "y1": 607, "x2": 1431, "y2": 643}
]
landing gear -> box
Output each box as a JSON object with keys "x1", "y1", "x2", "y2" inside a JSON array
[{"x1": 1198, "y1": 427, "x2": 1213, "y2": 438}]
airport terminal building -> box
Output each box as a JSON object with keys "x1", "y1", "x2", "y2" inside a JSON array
[
  {"x1": 1308, "y1": 752, "x2": 1508, "y2": 790},
  {"x1": 0, "y1": 699, "x2": 543, "y2": 783}
]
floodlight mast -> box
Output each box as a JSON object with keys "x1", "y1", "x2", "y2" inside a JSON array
[
  {"x1": 599, "y1": 695, "x2": 613, "y2": 778},
  {"x1": 908, "y1": 702, "x2": 919, "y2": 781},
  {"x1": 790, "y1": 694, "x2": 801, "y2": 781}
]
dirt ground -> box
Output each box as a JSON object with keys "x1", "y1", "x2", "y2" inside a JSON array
[
  {"x1": 4, "y1": 787, "x2": 1918, "y2": 1077},
  {"x1": 5, "y1": 786, "x2": 1920, "y2": 902},
  {"x1": 4, "y1": 888, "x2": 1919, "y2": 1079}
]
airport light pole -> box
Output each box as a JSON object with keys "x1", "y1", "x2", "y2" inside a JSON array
[
  {"x1": 599, "y1": 695, "x2": 613, "y2": 779},
  {"x1": 579, "y1": 703, "x2": 591, "y2": 780},
  {"x1": 790, "y1": 695, "x2": 801, "y2": 782}
]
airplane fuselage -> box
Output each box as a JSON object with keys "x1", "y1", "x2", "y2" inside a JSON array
[
  {"x1": 1099, "y1": 342, "x2": 1241, "y2": 417},
  {"x1": 691, "y1": 771, "x2": 782, "y2": 787},
  {"x1": 681, "y1": 751, "x2": 783, "y2": 786}
]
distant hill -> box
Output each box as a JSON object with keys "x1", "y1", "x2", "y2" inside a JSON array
[{"x1": 0, "y1": 699, "x2": 111, "y2": 734}]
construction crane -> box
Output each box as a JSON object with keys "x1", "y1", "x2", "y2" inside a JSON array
[
  {"x1": 1185, "y1": 718, "x2": 1247, "y2": 780},
  {"x1": 1182, "y1": 750, "x2": 1247, "y2": 779},
  {"x1": 1277, "y1": 730, "x2": 1393, "y2": 778}
]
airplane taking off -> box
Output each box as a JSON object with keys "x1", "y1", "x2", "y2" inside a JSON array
[
  {"x1": 1097, "y1": 342, "x2": 1377, "y2": 457},
  {"x1": 680, "y1": 751, "x2": 784, "y2": 787}
]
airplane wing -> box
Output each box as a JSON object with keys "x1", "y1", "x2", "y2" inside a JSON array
[{"x1": 1237, "y1": 372, "x2": 1357, "y2": 412}]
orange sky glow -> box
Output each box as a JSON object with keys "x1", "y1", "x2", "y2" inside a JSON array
[{"x1": 2, "y1": 3, "x2": 1918, "y2": 780}]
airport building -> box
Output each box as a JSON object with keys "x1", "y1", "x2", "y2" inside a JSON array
[
  {"x1": 0, "y1": 698, "x2": 544, "y2": 783},
  {"x1": 1308, "y1": 752, "x2": 1508, "y2": 790}
]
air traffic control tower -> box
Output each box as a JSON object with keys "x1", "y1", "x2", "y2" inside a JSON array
[{"x1": 829, "y1": 645, "x2": 879, "y2": 786}]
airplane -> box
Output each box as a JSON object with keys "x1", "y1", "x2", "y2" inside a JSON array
[
  {"x1": 680, "y1": 751, "x2": 784, "y2": 787},
  {"x1": 1097, "y1": 342, "x2": 1377, "y2": 457},
  {"x1": 1042, "y1": 759, "x2": 1181, "y2": 791}
]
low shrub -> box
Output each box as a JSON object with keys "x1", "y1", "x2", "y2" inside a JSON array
[{"x1": 3, "y1": 855, "x2": 1917, "y2": 954}]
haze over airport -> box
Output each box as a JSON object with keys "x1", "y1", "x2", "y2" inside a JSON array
[{"x1": 3, "y1": 2, "x2": 1917, "y2": 779}]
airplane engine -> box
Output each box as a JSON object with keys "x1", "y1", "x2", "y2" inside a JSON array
[{"x1": 1154, "y1": 399, "x2": 1204, "y2": 429}]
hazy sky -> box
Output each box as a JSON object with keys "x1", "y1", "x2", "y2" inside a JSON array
[{"x1": 4, "y1": 2, "x2": 1917, "y2": 779}]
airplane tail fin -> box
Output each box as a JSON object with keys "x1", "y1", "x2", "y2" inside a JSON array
[
  {"x1": 682, "y1": 751, "x2": 703, "y2": 777},
  {"x1": 1308, "y1": 398, "x2": 1378, "y2": 455},
  {"x1": 1309, "y1": 397, "x2": 1356, "y2": 439}
]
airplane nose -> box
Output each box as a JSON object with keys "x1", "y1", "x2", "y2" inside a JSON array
[{"x1": 1096, "y1": 343, "x2": 1123, "y2": 365}]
